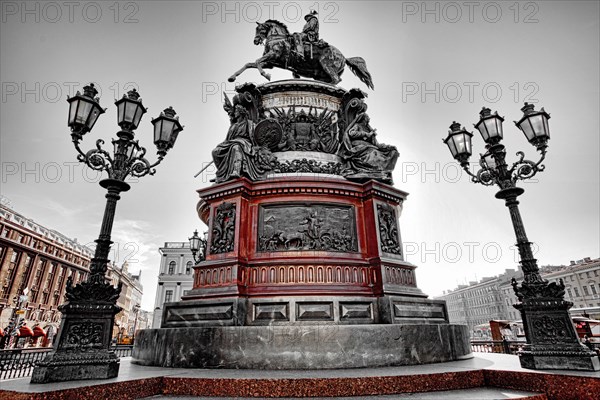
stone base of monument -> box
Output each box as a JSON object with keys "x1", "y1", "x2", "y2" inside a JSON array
[{"x1": 132, "y1": 324, "x2": 472, "y2": 369}]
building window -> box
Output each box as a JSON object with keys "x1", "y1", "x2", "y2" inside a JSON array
[
  {"x1": 164, "y1": 290, "x2": 173, "y2": 303},
  {"x1": 186, "y1": 261, "x2": 192, "y2": 275},
  {"x1": 56, "y1": 266, "x2": 66, "y2": 289},
  {"x1": 0, "y1": 251, "x2": 20, "y2": 299},
  {"x1": 591, "y1": 284, "x2": 598, "y2": 296},
  {"x1": 53, "y1": 291, "x2": 60, "y2": 305},
  {"x1": 573, "y1": 287, "x2": 580, "y2": 297},
  {"x1": 16, "y1": 254, "x2": 34, "y2": 295},
  {"x1": 45, "y1": 263, "x2": 56, "y2": 290},
  {"x1": 567, "y1": 288, "x2": 573, "y2": 298},
  {"x1": 168, "y1": 261, "x2": 175, "y2": 275},
  {"x1": 583, "y1": 286, "x2": 590, "y2": 296}
]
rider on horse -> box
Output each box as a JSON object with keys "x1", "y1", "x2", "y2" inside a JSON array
[
  {"x1": 293, "y1": 10, "x2": 320, "y2": 60},
  {"x1": 229, "y1": 15, "x2": 374, "y2": 90}
]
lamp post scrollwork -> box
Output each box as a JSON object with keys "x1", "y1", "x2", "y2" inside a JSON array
[
  {"x1": 444, "y1": 104, "x2": 599, "y2": 371},
  {"x1": 31, "y1": 83, "x2": 184, "y2": 383}
]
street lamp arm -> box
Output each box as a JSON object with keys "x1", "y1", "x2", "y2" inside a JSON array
[
  {"x1": 508, "y1": 150, "x2": 547, "y2": 182},
  {"x1": 460, "y1": 164, "x2": 479, "y2": 181},
  {"x1": 72, "y1": 136, "x2": 89, "y2": 159},
  {"x1": 128, "y1": 150, "x2": 164, "y2": 178},
  {"x1": 473, "y1": 165, "x2": 497, "y2": 186},
  {"x1": 144, "y1": 155, "x2": 165, "y2": 170},
  {"x1": 74, "y1": 139, "x2": 115, "y2": 176},
  {"x1": 462, "y1": 161, "x2": 497, "y2": 186}
]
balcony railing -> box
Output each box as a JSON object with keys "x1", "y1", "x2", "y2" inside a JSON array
[{"x1": 0, "y1": 345, "x2": 133, "y2": 380}]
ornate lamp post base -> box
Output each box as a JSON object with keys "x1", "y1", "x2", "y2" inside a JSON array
[
  {"x1": 31, "y1": 282, "x2": 122, "y2": 383},
  {"x1": 515, "y1": 297, "x2": 600, "y2": 371}
]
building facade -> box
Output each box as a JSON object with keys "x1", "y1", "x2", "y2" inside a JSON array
[
  {"x1": 0, "y1": 204, "x2": 92, "y2": 345},
  {"x1": 437, "y1": 258, "x2": 600, "y2": 336},
  {"x1": 0, "y1": 203, "x2": 147, "y2": 346},
  {"x1": 501, "y1": 257, "x2": 600, "y2": 321},
  {"x1": 436, "y1": 268, "x2": 522, "y2": 334},
  {"x1": 152, "y1": 242, "x2": 195, "y2": 328},
  {"x1": 106, "y1": 261, "x2": 144, "y2": 341}
]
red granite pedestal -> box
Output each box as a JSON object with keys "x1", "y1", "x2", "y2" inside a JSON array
[{"x1": 183, "y1": 176, "x2": 441, "y2": 325}]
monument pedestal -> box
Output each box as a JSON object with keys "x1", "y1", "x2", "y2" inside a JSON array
[{"x1": 133, "y1": 80, "x2": 472, "y2": 369}]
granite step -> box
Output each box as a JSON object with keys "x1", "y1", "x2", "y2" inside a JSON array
[{"x1": 145, "y1": 387, "x2": 547, "y2": 400}]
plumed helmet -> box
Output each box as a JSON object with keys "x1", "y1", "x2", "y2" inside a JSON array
[{"x1": 304, "y1": 10, "x2": 318, "y2": 21}]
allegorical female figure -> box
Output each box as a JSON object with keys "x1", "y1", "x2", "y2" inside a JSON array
[
  {"x1": 338, "y1": 112, "x2": 399, "y2": 184},
  {"x1": 212, "y1": 104, "x2": 274, "y2": 183}
]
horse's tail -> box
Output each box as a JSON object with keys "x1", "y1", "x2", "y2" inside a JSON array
[{"x1": 345, "y1": 57, "x2": 374, "y2": 90}]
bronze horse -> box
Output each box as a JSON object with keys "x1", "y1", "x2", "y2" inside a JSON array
[{"x1": 228, "y1": 20, "x2": 374, "y2": 90}]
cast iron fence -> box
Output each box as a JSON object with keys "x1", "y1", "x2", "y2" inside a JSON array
[
  {"x1": 0, "y1": 345, "x2": 133, "y2": 380},
  {"x1": 470, "y1": 339, "x2": 524, "y2": 354},
  {"x1": 470, "y1": 339, "x2": 600, "y2": 355}
]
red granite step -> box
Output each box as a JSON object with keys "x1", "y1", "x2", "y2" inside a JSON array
[
  {"x1": 147, "y1": 387, "x2": 548, "y2": 399},
  {"x1": 1, "y1": 355, "x2": 598, "y2": 400}
]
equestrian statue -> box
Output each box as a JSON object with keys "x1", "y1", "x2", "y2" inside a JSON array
[{"x1": 228, "y1": 11, "x2": 374, "y2": 90}]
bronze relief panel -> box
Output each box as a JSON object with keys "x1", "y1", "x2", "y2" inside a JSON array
[{"x1": 258, "y1": 203, "x2": 357, "y2": 253}]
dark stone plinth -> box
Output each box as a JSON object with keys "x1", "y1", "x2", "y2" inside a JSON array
[
  {"x1": 30, "y1": 298, "x2": 121, "y2": 383},
  {"x1": 132, "y1": 324, "x2": 472, "y2": 369},
  {"x1": 514, "y1": 297, "x2": 600, "y2": 371},
  {"x1": 519, "y1": 349, "x2": 600, "y2": 371},
  {"x1": 30, "y1": 351, "x2": 119, "y2": 383}
]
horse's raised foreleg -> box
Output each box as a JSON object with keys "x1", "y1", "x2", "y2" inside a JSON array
[
  {"x1": 228, "y1": 62, "x2": 256, "y2": 83},
  {"x1": 228, "y1": 53, "x2": 274, "y2": 82},
  {"x1": 255, "y1": 62, "x2": 271, "y2": 81},
  {"x1": 254, "y1": 52, "x2": 274, "y2": 80}
]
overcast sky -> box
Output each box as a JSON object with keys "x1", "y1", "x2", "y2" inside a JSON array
[{"x1": 1, "y1": 1, "x2": 598, "y2": 311}]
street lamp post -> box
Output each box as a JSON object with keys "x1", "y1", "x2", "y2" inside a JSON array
[
  {"x1": 443, "y1": 104, "x2": 599, "y2": 371},
  {"x1": 189, "y1": 230, "x2": 208, "y2": 264},
  {"x1": 31, "y1": 83, "x2": 183, "y2": 383},
  {"x1": 131, "y1": 303, "x2": 140, "y2": 345}
]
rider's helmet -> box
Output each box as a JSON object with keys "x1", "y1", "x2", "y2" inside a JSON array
[{"x1": 304, "y1": 10, "x2": 318, "y2": 21}]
